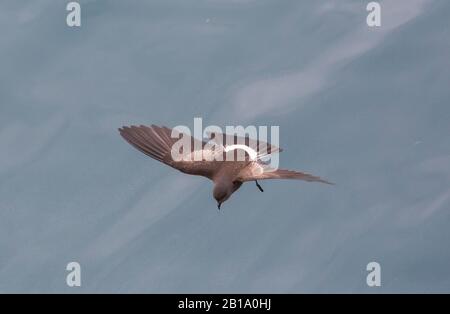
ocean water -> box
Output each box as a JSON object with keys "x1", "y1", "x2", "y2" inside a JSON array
[{"x1": 0, "y1": 0, "x2": 449, "y2": 293}]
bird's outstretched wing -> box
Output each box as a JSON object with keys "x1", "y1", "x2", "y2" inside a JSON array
[
  {"x1": 236, "y1": 162, "x2": 333, "y2": 185},
  {"x1": 119, "y1": 125, "x2": 175, "y2": 163},
  {"x1": 119, "y1": 125, "x2": 217, "y2": 178}
]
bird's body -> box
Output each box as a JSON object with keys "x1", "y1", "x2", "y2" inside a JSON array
[{"x1": 119, "y1": 125, "x2": 332, "y2": 209}]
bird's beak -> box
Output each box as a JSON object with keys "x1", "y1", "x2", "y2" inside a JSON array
[{"x1": 217, "y1": 203, "x2": 221, "y2": 210}]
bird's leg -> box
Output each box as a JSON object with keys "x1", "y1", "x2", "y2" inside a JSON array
[{"x1": 255, "y1": 180, "x2": 264, "y2": 192}]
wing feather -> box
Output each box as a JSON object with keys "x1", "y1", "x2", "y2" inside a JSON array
[{"x1": 119, "y1": 125, "x2": 216, "y2": 178}]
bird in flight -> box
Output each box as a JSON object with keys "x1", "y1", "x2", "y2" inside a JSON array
[{"x1": 119, "y1": 125, "x2": 332, "y2": 209}]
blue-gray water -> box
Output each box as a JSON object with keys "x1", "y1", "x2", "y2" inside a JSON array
[{"x1": 0, "y1": 0, "x2": 449, "y2": 293}]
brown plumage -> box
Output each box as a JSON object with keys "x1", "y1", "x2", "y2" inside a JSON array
[{"x1": 119, "y1": 125, "x2": 332, "y2": 209}]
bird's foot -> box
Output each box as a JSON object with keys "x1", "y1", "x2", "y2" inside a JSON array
[{"x1": 255, "y1": 180, "x2": 264, "y2": 192}]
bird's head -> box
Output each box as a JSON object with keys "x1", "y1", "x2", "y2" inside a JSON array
[
  {"x1": 213, "y1": 185, "x2": 230, "y2": 210},
  {"x1": 213, "y1": 180, "x2": 242, "y2": 210}
]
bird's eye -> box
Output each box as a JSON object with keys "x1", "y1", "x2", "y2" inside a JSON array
[{"x1": 232, "y1": 181, "x2": 242, "y2": 189}]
